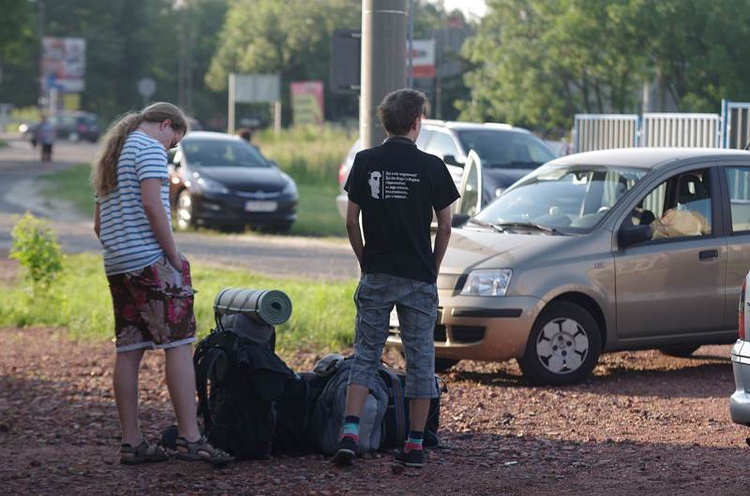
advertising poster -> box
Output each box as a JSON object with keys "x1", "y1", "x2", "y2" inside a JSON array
[
  {"x1": 291, "y1": 81, "x2": 324, "y2": 126},
  {"x1": 42, "y1": 37, "x2": 86, "y2": 93}
]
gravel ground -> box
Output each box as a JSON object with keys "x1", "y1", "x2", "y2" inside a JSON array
[{"x1": 2, "y1": 257, "x2": 750, "y2": 495}]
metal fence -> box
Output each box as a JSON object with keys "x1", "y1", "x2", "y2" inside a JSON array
[{"x1": 572, "y1": 99, "x2": 750, "y2": 153}]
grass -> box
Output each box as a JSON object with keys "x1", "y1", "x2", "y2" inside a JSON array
[{"x1": 0, "y1": 253, "x2": 357, "y2": 353}]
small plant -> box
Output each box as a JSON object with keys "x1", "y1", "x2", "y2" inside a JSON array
[{"x1": 9, "y1": 212, "x2": 64, "y2": 296}]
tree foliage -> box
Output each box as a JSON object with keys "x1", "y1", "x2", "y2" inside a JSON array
[{"x1": 459, "y1": 0, "x2": 750, "y2": 136}]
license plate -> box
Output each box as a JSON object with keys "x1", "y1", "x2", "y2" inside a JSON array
[{"x1": 244, "y1": 201, "x2": 277, "y2": 212}]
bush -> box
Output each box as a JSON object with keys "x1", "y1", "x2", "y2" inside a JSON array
[{"x1": 9, "y1": 212, "x2": 64, "y2": 297}]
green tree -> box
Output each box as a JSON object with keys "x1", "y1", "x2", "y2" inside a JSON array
[
  {"x1": 206, "y1": 0, "x2": 362, "y2": 125},
  {"x1": 459, "y1": 0, "x2": 750, "y2": 136},
  {"x1": 0, "y1": 0, "x2": 36, "y2": 107}
]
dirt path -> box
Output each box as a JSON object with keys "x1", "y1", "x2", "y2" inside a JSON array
[{"x1": 1, "y1": 317, "x2": 749, "y2": 495}]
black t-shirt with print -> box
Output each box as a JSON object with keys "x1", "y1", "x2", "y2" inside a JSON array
[{"x1": 344, "y1": 136, "x2": 460, "y2": 283}]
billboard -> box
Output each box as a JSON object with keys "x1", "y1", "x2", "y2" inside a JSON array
[
  {"x1": 291, "y1": 81, "x2": 324, "y2": 126},
  {"x1": 42, "y1": 37, "x2": 86, "y2": 93}
]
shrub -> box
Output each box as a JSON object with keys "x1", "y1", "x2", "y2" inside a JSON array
[{"x1": 9, "y1": 212, "x2": 64, "y2": 297}]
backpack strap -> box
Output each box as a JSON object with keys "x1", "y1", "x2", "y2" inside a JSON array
[
  {"x1": 194, "y1": 332, "x2": 234, "y2": 433},
  {"x1": 377, "y1": 365, "x2": 407, "y2": 445}
]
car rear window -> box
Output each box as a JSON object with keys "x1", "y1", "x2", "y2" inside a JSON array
[{"x1": 182, "y1": 139, "x2": 271, "y2": 168}]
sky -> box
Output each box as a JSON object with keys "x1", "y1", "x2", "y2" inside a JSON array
[{"x1": 436, "y1": 0, "x2": 487, "y2": 20}]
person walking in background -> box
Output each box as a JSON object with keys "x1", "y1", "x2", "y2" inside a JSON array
[
  {"x1": 35, "y1": 115, "x2": 55, "y2": 168},
  {"x1": 91, "y1": 102, "x2": 233, "y2": 466},
  {"x1": 333, "y1": 89, "x2": 460, "y2": 468}
]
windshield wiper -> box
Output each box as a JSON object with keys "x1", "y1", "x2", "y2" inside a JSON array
[
  {"x1": 468, "y1": 218, "x2": 507, "y2": 233},
  {"x1": 493, "y1": 221, "x2": 561, "y2": 235}
]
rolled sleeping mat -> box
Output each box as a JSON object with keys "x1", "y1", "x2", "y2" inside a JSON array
[{"x1": 213, "y1": 287, "x2": 293, "y2": 326}]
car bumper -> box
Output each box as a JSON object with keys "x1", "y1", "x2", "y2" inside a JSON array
[
  {"x1": 730, "y1": 339, "x2": 750, "y2": 426},
  {"x1": 194, "y1": 192, "x2": 297, "y2": 227},
  {"x1": 385, "y1": 293, "x2": 542, "y2": 362}
]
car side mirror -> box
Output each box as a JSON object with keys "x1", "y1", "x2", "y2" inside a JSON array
[
  {"x1": 618, "y1": 224, "x2": 652, "y2": 247},
  {"x1": 451, "y1": 213, "x2": 470, "y2": 228},
  {"x1": 443, "y1": 155, "x2": 464, "y2": 167}
]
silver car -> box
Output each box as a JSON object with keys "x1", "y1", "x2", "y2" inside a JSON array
[
  {"x1": 334, "y1": 119, "x2": 557, "y2": 218},
  {"x1": 387, "y1": 147, "x2": 750, "y2": 384},
  {"x1": 730, "y1": 271, "x2": 750, "y2": 425}
]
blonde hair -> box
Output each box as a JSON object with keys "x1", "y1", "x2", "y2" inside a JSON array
[{"x1": 91, "y1": 102, "x2": 189, "y2": 197}]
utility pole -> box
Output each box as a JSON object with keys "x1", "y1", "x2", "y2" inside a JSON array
[{"x1": 360, "y1": 0, "x2": 407, "y2": 149}]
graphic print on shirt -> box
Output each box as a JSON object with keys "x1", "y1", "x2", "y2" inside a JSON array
[
  {"x1": 368, "y1": 169, "x2": 421, "y2": 201},
  {"x1": 368, "y1": 170, "x2": 382, "y2": 199}
]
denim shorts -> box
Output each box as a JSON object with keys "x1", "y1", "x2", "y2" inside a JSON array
[
  {"x1": 107, "y1": 255, "x2": 197, "y2": 352},
  {"x1": 349, "y1": 273, "x2": 439, "y2": 399}
]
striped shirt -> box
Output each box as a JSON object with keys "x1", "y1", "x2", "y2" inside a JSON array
[{"x1": 97, "y1": 130, "x2": 171, "y2": 275}]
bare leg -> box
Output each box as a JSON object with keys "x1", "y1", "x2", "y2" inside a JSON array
[
  {"x1": 343, "y1": 383, "x2": 369, "y2": 417},
  {"x1": 165, "y1": 344, "x2": 201, "y2": 441},
  {"x1": 408, "y1": 398, "x2": 430, "y2": 433},
  {"x1": 113, "y1": 348, "x2": 145, "y2": 446}
]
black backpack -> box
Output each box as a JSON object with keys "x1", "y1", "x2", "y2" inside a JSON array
[
  {"x1": 379, "y1": 364, "x2": 445, "y2": 450},
  {"x1": 194, "y1": 314, "x2": 296, "y2": 460}
]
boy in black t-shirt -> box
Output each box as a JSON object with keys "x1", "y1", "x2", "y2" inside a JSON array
[{"x1": 333, "y1": 89, "x2": 460, "y2": 468}]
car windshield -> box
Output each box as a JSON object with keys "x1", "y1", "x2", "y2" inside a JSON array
[
  {"x1": 455, "y1": 129, "x2": 557, "y2": 168},
  {"x1": 474, "y1": 163, "x2": 649, "y2": 234},
  {"x1": 182, "y1": 139, "x2": 271, "y2": 168}
]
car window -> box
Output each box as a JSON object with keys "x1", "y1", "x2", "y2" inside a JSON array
[
  {"x1": 632, "y1": 169, "x2": 712, "y2": 240},
  {"x1": 455, "y1": 130, "x2": 556, "y2": 168},
  {"x1": 182, "y1": 139, "x2": 270, "y2": 168},
  {"x1": 725, "y1": 167, "x2": 750, "y2": 233},
  {"x1": 476, "y1": 163, "x2": 647, "y2": 233},
  {"x1": 422, "y1": 129, "x2": 461, "y2": 162}
]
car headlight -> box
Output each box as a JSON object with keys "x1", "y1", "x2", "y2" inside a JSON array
[
  {"x1": 460, "y1": 269, "x2": 512, "y2": 296},
  {"x1": 281, "y1": 173, "x2": 298, "y2": 198},
  {"x1": 196, "y1": 176, "x2": 229, "y2": 194}
]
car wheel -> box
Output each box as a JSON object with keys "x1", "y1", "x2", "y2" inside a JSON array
[
  {"x1": 518, "y1": 301, "x2": 601, "y2": 385},
  {"x1": 658, "y1": 344, "x2": 701, "y2": 358},
  {"x1": 68, "y1": 131, "x2": 80, "y2": 143},
  {"x1": 175, "y1": 190, "x2": 194, "y2": 231},
  {"x1": 435, "y1": 357, "x2": 459, "y2": 373}
]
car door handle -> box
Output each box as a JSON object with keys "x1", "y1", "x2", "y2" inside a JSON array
[{"x1": 699, "y1": 249, "x2": 719, "y2": 261}]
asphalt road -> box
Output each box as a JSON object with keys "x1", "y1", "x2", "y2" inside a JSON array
[{"x1": 0, "y1": 133, "x2": 359, "y2": 281}]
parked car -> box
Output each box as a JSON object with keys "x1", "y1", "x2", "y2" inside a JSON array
[
  {"x1": 387, "y1": 147, "x2": 750, "y2": 385},
  {"x1": 335, "y1": 119, "x2": 558, "y2": 218},
  {"x1": 168, "y1": 131, "x2": 298, "y2": 233},
  {"x1": 21, "y1": 111, "x2": 101, "y2": 144},
  {"x1": 730, "y1": 271, "x2": 750, "y2": 426}
]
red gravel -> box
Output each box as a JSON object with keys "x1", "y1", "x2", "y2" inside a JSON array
[{"x1": 2, "y1": 256, "x2": 750, "y2": 494}]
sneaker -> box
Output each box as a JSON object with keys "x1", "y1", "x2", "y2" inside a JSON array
[
  {"x1": 331, "y1": 436, "x2": 357, "y2": 467},
  {"x1": 393, "y1": 447, "x2": 425, "y2": 468}
]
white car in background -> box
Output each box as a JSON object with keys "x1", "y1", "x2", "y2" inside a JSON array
[{"x1": 334, "y1": 119, "x2": 558, "y2": 219}]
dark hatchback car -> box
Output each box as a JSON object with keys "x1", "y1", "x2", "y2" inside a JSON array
[{"x1": 168, "y1": 131, "x2": 298, "y2": 232}]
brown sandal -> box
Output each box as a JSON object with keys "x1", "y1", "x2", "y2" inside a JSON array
[
  {"x1": 174, "y1": 436, "x2": 235, "y2": 464},
  {"x1": 120, "y1": 440, "x2": 170, "y2": 465}
]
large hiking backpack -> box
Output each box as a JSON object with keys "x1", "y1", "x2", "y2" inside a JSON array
[
  {"x1": 194, "y1": 313, "x2": 296, "y2": 460},
  {"x1": 379, "y1": 365, "x2": 445, "y2": 450},
  {"x1": 309, "y1": 357, "x2": 389, "y2": 455}
]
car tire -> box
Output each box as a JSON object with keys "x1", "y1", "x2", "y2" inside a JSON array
[
  {"x1": 658, "y1": 344, "x2": 701, "y2": 358},
  {"x1": 174, "y1": 190, "x2": 194, "y2": 231},
  {"x1": 435, "y1": 357, "x2": 459, "y2": 373},
  {"x1": 518, "y1": 301, "x2": 601, "y2": 385}
]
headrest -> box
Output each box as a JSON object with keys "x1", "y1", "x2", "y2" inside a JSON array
[{"x1": 677, "y1": 174, "x2": 705, "y2": 204}]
